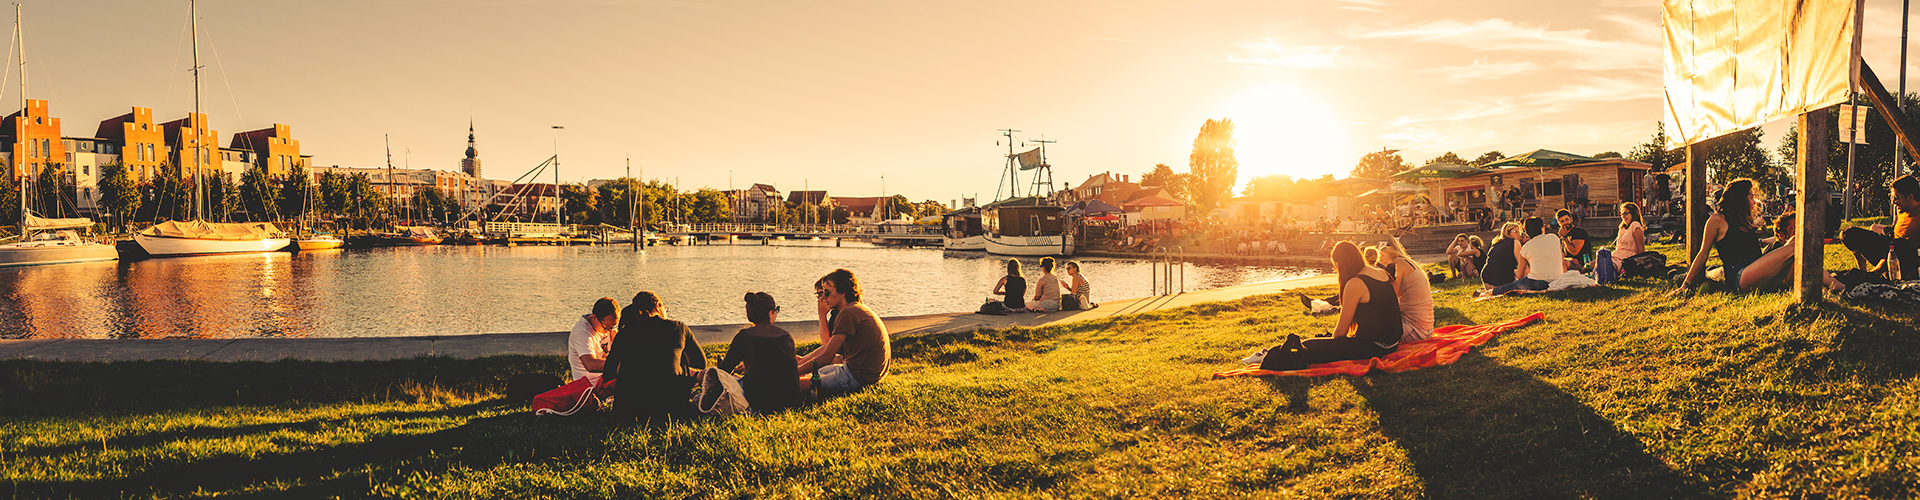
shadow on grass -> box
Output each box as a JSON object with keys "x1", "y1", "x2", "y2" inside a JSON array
[
  {"x1": 1339, "y1": 353, "x2": 1712, "y2": 500},
  {"x1": 1778, "y1": 299, "x2": 1920, "y2": 381}
]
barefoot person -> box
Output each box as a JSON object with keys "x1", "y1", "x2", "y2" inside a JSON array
[
  {"x1": 797, "y1": 269, "x2": 891, "y2": 395},
  {"x1": 1445, "y1": 234, "x2": 1480, "y2": 281},
  {"x1": 567, "y1": 297, "x2": 619, "y2": 382},
  {"x1": 1679, "y1": 179, "x2": 1844, "y2": 292},
  {"x1": 602, "y1": 291, "x2": 708, "y2": 423},
  {"x1": 1297, "y1": 241, "x2": 1402, "y2": 364},
  {"x1": 718, "y1": 292, "x2": 801, "y2": 413}
]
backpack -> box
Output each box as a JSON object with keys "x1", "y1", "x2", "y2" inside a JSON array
[
  {"x1": 1622, "y1": 252, "x2": 1668, "y2": 278},
  {"x1": 696, "y1": 367, "x2": 753, "y2": 416},
  {"x1": 1258, "y1": 334, "x2": 1310, "y2": 372},
  {"x1": 977, "y1": 300, "x2": 1011, "y2": 315},
  {"x1": 532, "y1": 377, "x2": 603, "y2": 416},
  {"x1": 1593, "y1": 249, "x2": 1619, "y2": 285}
]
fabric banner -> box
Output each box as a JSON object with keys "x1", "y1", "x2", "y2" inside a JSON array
[
  {"x1": 1013, "y1": 147, "x2": 1044, "y2": 170},
  {"x1": 1663, "y1": 0, "x2": 1855, "y2": 146}
]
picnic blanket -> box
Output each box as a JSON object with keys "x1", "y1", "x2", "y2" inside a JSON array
[{"x1": 1212, "y1": 312, "x2": 1545, "y2": 378}]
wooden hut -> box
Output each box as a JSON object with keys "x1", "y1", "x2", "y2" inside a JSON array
[{"x1": 1426, "y1": 157, "x2": 1651, "y2": 222}]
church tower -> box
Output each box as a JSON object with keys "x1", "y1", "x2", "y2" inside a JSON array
[{"x1": 460, "y1": 121, "x2": 482, "y2": 178}]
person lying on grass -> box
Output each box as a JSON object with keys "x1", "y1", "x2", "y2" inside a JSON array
[
  {"x1": 1675, "y1": 178, "x2": 1844, "y2": 294},
  {"x1": 797, "y1": 269, "x2": 891, "y2": 395}
]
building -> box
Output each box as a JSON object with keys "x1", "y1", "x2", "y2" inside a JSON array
[
  {"x1": 160, "y1": 112, "x2": 219, "y2": 182},
  {"x1": 1067, "y1": 171, "x2": 1141, "y2": 206},
  {"x1": 486, "y1": 183, "x2": 562, "y2": 222},
  {"x1": 4, "y1": 99, "x2": 64, "y2": 182},
  {"x1": 1122, "y1": 193, "x2": 1188, "y2": 222},
  {"x1": 727, "y1": 183, "x2": 782, "y2": 223},
  {"x1": 229, "y1": 124, "x2": 301, "y2": 179},
  {"x1": 460, "y1": 122, "x2": 481, "y2": 179},
  {"x1": 63, "y1": 137, "x2": 120, "y2": 216},
  {"x1": 832, "y1": 196, "x2": 887, "y2": 224},
  {"x1": 95, "y1": 107, "x2": 168, "y2": 182}
]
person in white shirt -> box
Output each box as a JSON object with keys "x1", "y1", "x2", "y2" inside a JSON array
[
  {"x1": 567, "y1": 297, "x2": 619, "y2": 382},
  {"x1": 1477, "y1": 217, "x2": 1563, "y2": 297}
]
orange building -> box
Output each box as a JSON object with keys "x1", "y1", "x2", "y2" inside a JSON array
[
  {"x1": 95, "y1": 106, "x2": 168, "y2": 181},
  {"x1": 4, "y1": 99, "x2": 65, "y2": 181},
  {"x1": 160, "y1": 113, "x2": 219, "y2": 181},
  {"x1": 230, "y1": 124, "x2": 300, "y2": 178}
]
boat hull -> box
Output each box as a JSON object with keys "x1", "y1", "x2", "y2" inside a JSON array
[
  {"x1": 134, "y1": 233, "x2": 292, "y2": 256},
  {"x1": 944, "y1": 234, "x2": 987, "y2": 251},
  {"x1": 985, "y1": 234, "x2": 1073, "y2": 256},
  {"x1": 0, "y1": 242, "x2": 119, "y2": 267},
  {"x1": 296, "y1": 238, "x2": 345, "y2": 251}
]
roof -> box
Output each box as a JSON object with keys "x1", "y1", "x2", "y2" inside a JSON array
[
  {"x1": 981, "y1": 196, "x2": 1054, "y2": 208},
  {"x1": 1122, "y1": 194, "x2": 1185, "y2": 207},
  {"x1": 750, "y1": 183, "x2": 778, "y2": 193},
  {"x1": 833, "y1": 196, "x2": 886, "y2": 212},
  {"x1": 787, "y1": 190, "x2": 829, "y2": 204}
]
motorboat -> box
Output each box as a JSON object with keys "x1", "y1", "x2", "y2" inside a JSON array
[
  {"x1": 942, "y1": 207, "x2": 986, "y2": 251},
  {"x1": 982, "y1": 196, "x2": 1074, "y2": 256},
  {"x1": 0, "y1": 215, "x2": 118, "y2": 268}
]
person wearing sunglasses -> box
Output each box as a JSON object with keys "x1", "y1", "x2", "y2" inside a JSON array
[
  {"x1": 718, "y1": 292, "x2": 801, "y2": 413},
  {"x1": 796, "y1": 268, "x2": 890, "y2": 395}
]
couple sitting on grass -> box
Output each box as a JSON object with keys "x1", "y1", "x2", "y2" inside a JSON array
[
  {"x1": 567, "y1": 268, "x2": 891, "y2": 422},
  {"x1": 1278, "y1": 238, "x2": 1435, "y2": 368},
  {"x1": 984, "y1": 257, "x2": 1095, "y2": 313},
  {"x1": 1674, "y1": 178, "x2": 1847, "y2": 294}
]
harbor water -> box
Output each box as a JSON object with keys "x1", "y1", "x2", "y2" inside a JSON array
[{"x1": 0, "y1": 240, "x2": 1324, "y2": 339}]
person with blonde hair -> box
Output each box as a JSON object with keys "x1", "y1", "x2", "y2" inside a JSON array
[
  {"x1": 989, "y1": 258, "x2": 1027, "y2": 311},
  {"x1": 1376, "y1": 237, "x2": 1435, "y2": 342},
  {"x1": 1480, "y1": 222, "x2": 1524, "y2": 290}
]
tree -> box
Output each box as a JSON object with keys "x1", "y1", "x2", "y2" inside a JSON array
[
  {"x1": 1187, "y1": 118, "x2": 1239, "y2": 214},
  {"x1": 595, "y1": 177, "x2": 642, "y2": 228},
  {"x1": 317, "y1": 171, "x2": 351, "y2": 218},
  {"x1": 238, "y1": 165, "x2": 280, "y2": 222},
  {"x1": 560, "y1": 184, "x2": 597, "y2": 225},
  {"x1": 1140, "y1": 163, "x2": 1189, "y2": 200},
  {"x1": 0, "y1": 175, "x2": 17, "y2": 227},
  {"x1": 1628, "y1": 121, "x2": 1682, "y2": 171},
  {"x1": 140, "y1": 161, "x2": 191, "y2": 223},
  {"x1": 1695, "y1": 127, "x2": 1780, "y2": 196},
  {"x1": 1470, "y1": 151, "x2": 1506, "y2": 167},
  {"x1": 1594, "y1": 151, "x2": 1623, "y2": 159},
  {"x1": 97, "y1": 163, "x2": 140, "y2": 230},
  {"x1": 279, "y1": 161, "x2": 310, "y2": 221},
  {"x1": 688, "y1": 188, "x2": 733, "y2": 223},
  {"x1": 1352, "y1": 149, "x2": 1410, "y2": 179},
  {"x1": 208, "y1": 174, "x2": 236, "y2": 222},
  {"x1": 1241, "y1": 174, "x2": 1295, "y2": 200},
  {"x1": 884, "y1": 194, "x2": 916, "y2": 220},
  {"x1": 1423, "y1": 152, "x2": 1467, "y2": 166},
  {"x1": 34, "y1": 165, "x2": 77, "y2": 218}
]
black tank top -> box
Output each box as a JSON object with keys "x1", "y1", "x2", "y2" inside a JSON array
[
  {"x1": 1481, "y1": 238, "x2": 1519, "y2": 284},
  {"x1": 1716, "y1": 222, "x2": 1763, "y2": 263},
  {"x1": 1003, "y1": 276, "x2": 1027, "y2": 309},
  {"x1": 1349, "y1": 273, "x2": 1401, "y2": 345}
]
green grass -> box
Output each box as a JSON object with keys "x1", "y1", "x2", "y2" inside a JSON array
[{"x1": 3, "y1": 241, "x2": 1919, "y2": 499}]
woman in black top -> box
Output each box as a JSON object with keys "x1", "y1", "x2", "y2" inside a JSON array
[
  {"x1": 1480, "y1": 221, "x2": 1523, "y2": 289},
  {"x1": 991, "y1": 258, "x2": 1028, "y2": 310},
  {"x1": 603, "y1": 291, "x2": 708, "y2": 423},
  {"x1": 1300, "y1": 241, "x2": 1402, "y2": 364},
  {"x1": 718, "y1": 292, "x2": 801, "y2": 413},
  {"x1": 1678, "y1": 179, "x2": 1843, "y2": 292}
]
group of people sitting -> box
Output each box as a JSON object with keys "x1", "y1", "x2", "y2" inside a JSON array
[
  {"x1": 1277, "y1": 238, "x2": 1436, "y2": 367},
  {"x1": 985, "y1": 256, "x2": 1096, "y2": 313},
  {"x1": 566, "y1": 268, "x2": 892, "y2": 421}
]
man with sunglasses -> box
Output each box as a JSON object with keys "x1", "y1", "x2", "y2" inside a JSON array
[{"x1": 797, "y1": 268, "x2": 890, "y2": 395}]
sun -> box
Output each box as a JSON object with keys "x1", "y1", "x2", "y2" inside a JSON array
[{"x1": 1217, "y1": 84, "x2": 1353, "y2": 188}]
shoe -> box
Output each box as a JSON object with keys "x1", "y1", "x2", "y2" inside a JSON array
[{"x1": 1296, "y1": 293, "x2": 1313, "y2": 310}]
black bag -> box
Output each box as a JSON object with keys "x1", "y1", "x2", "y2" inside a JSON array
[
  {"x1": 506, "y1": 373, "x2": 563, "y2": 404},
  {"x1": 976, "y1": 300, "x2": 1011, "y2": 315},
  {"x1": 1834, "y1": 268, "x2": 1896, "y2": 289},
  {"x1": 1621, "y1": 252, "x2": 1668, "y2": 278},
  {"x1": 1259, "y1": 334, "x2": 1310, "y2": 372}
]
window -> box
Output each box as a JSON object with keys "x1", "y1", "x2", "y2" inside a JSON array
[
  {"x1": 1542, "y1": 180, "x2": 1564, "y2": 197},
  {"x1": 82, "y1": 165, "x2": 89, "y2": 176}
]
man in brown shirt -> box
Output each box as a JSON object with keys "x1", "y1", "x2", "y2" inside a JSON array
[{"x1": 797, "y1": 268, "x2": 890, "y2": 393}]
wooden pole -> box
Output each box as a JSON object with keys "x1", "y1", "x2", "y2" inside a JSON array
[
  {"x1": 1796, "y1": 106, "x2": 1834, "y2": 303},
  {"x1": 1686, "y1": 143, "x2": 1709, "y2": 258}
]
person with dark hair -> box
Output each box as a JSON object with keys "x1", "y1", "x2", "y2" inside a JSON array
[
  {"x1": 1297, "y1": 240, "x2": 1403, "y2": 364},
  {"x1": 989, "y1": 259, "x2": 1027, "y2": 311},
  {"x1": 1480, "y1": 222, "x2": 1523, "y2": 290},
  {"x1": 1445, "y1": 234, "x2": 1480, "y2": 281},
  {"x1": 798, "y1": 268, "x2": 890, "y2": 394},
  {"x1": 1654, "y1": 172, "x2": 1673, "y2": 218},
  {"x1": 567, "y1": 297, "x2": 619, "y2": 382},
  {"x1": 1841, "y1": 174, "x2": 1920, "y2": 278},
  {"x1": 603, "y1": 291, "x2": 708, "y2": 423},
  {"x1": 1611, "y1": 202, "x2": 1647, "y2": 270},
  {"x1": 1063, "y1": 261, "x2": 1097, "y2": 310},
  {"x1": 1478, "y1": 217, "x2": 1561, "y2": 297},
  {"x1": 1556, "y1": 208, "x2": 1591, "y2": 271},
  {"x1": 719, "y1": 292, "x2": 801, "y2": 413},
  {"x1": 1679, "y1": 178, "x2": 1846, "y2": 292},
  {"x1": 1029, "y1": 257, "x2": 1063, "y2": 312}
]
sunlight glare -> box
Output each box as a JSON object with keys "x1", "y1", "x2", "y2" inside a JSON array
[{"x1": 1218, "y1": 84, "x2": 1352, "y2": 189}]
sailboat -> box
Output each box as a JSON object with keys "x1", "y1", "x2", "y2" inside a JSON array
[
  {"x1": 132, "y1": 0, "x2": 289, "y2": 257},
  {"x1": 0, "y1": 6, "x2": 117, "y2": 268},
  {"x1": 292, "y1": 169, "x2": 342, "y2": 251},
  {"x1": 981, "y1": 131, "x2": 1072, "y2": 256}
]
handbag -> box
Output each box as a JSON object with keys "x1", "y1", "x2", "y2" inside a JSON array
[
  {"x1": 532, "y1": 377, "x2": 602, "y2": 416},
  {"x1": 1257, "y1": 334, "x2": 1310, "y2": 372},
  {"x1": 696, "y1": 367, "x2": 753, "y2": 416}
]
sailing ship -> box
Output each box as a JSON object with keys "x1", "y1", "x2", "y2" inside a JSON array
[
  {"x1": 132, "y1": 0, "x2": 289, "y2": 257},
  {"x1": 977, "y1": 130, "x2": 1072, "y2": 256},
  {"x1": 0, "y1": 6, "x2": 117, "y2": 267}
]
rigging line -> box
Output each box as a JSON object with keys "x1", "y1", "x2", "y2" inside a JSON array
[
  {"x1": 19, "y1": 16, "x2": 53, "y2": 106},
  {"x1": 167, "y1": 7, "x2": 190, "y2": 120},
  {"x1": 199, "y1": 18, "x2": 247, "y2": 132},
  {"x1": 1, "y1": 16, "x2": 14, "y2": 113}
]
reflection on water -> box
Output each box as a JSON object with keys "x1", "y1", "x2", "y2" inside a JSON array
[{"x1": 0, "y1": 241, "x2": 1324, "y2": 339}]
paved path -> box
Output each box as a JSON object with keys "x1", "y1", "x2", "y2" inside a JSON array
[{"x1": 0, "y1": 253, "x2": 1446, "y2": 363}]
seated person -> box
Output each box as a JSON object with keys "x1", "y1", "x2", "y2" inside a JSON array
[
  {"x1": 1468, "y1": 235, "x2": 1487, "y2": 275},
  {"x1": 1445, "y1": 234, "x2": 1481, "y2": 280},
  {"x1": 718, "y1": 292, "x2": 801, "y2": 413},
  {"x1": 1480, "y1": 222, "x2": 1523, "y2": 290},
  {"x1": 1743, "y1": 211, "x2": 1844, "y2": 290},
  {"x1": 1611, "y1": 202, "x2": 1647, "y2": 270},
  {"x1": 1063, "y1": 260, "x2": 1097, "y2": 310},
  {"x1": 567, "y1": 297, "x2": 619, "y2": 382},
  {"x1": 1297, "y1": 241, "x2": 1403, "y2": 365},
  {"x1": 1679, "y1": 179, "x2": 1844, "y2": 292},
  {"x1": 1029, "y1": 257, "x2": 1063, "y2": 312},
  {"x1": 1556, "y1": 209, "x2": 1590, "y2": 272},
  {"x1": 989, "y1": 259, "x2": 1028, "y2": 311},
  {"x1": 602, "y1": 291, "x2": 708, "y2": 423},
  {"x1": 797, "y1": 269, "x2": 891, "y2": 395},
  {"x1": 1378, "y1": 238, "x2": 1435, "y2": 343},
  {"x1": 1478, "y1": 217, "x2": 1562, "y2": 296},
  {"x1": 1841, "y1": 175, "x2": 1919, "y2": 278}
]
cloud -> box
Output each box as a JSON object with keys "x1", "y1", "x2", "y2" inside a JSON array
[
  {"x1": 1426, "y1": 59, "x2": 1540, "y2": 81},
  {"x1": 1224, "y1": 39, "x2": 1389, "y2": 70},
  {"x1": 1386, "y1": 76, "x2": 1655, "y2": 127},
  {"x1": 1352, "y1": 18, "x2": 1658, "y2": 71},
  {"x1": 1341, "y1": 6, "x2": 1383, "y2": 13}
]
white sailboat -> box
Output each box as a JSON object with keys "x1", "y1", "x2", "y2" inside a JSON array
[
  {"x1": 132, "y1": 0, "x2": 288, "y2": 257},
  {"x1": 0, "y1": 6, "x2": 116, "y2": 268}
]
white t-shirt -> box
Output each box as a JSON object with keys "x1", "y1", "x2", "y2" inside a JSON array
[
  {"x1": 567, "y1": 315, "x2": 613, "y2": 382},
  {"x1": 1521, "y1": 233, "x2": 1565, "y2": 281}
]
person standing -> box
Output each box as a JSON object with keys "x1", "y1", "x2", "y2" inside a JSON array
[
  {"x1": 567, "y1": 297, "x2": 619, "y2": 383},
  {"x1": 797, "y1": 269, "x2": 891, "y2": 395}
]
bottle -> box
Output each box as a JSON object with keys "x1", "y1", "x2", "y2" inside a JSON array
[{"x1": 1890, "y1": 247, "x2": 1903, "y2": 282}]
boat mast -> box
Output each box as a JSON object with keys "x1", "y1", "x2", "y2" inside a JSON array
[
  {"x1": 190, "y1": 0, "x2": 204, "y2": 221},
  {"x1": 385, "y1": 134, "x2": 394, "y2": 227},
  {"x1": 12, "y1": 4, "x2": 23, "y2": 228},
  {"x1": 996, "y1": 128, "x2": 1021, "y2": 201}
]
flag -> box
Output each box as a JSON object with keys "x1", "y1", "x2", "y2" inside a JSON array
[{"x1": 1013, "y1": 147, "x2": 1045, "y2": 170}]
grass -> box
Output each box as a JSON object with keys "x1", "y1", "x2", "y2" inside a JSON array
[{"x1": 4, "y1": 239, "x2": 1920, "y2": 498}]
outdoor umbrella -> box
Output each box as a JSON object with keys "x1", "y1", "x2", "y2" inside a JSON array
[
  {"x1": 1081, "y1": 200, "x2": 1124, "y2": 214},
  {"x1": 1390, "y1": 162, "x2": 1492, "y2": 180},
  {"x1": 1478, "y1": 149, "x2": 1600, "y2": 170}
]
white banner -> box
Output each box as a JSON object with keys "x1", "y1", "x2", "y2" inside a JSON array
[{"x1": 1664, "y1": 0, "x2": 1856, "y2": 147}]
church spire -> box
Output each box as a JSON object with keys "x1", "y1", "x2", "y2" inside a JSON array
[{"x1": 461, "y1": 120, "x2": 482, "y2": 178}]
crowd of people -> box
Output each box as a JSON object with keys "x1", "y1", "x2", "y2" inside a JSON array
[
  {"x1": 986, "y1": 256, "x2": 1097, "y2": 313},
  {"x1": 564, "y1": 268, "x2": 893, "y2": 421}
]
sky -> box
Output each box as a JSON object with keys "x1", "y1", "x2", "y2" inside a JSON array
[{"x1": 7, "y1": 0, "x2": 1920, "y2": 205}]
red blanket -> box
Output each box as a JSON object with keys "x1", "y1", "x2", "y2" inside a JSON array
[{"x1": 1212, "y1": 313, "x2": 1545, "y2": 378}]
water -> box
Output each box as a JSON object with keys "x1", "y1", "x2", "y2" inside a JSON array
[{"x1": 0, "y1": 240, "x2": 1324, "y2": 339}]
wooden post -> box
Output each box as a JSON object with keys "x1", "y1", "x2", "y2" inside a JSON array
[
  {"x1": 1686, "y1": 143, "x2": 1709, "y2": 258},
  {"x1": 1796, "y1": 106, "x2": 1834, "y2": 303}
]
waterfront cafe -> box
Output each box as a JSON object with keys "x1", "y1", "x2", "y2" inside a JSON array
[{"x1": 1423, "y1": 150, "x2": 1653, "y2": 222}]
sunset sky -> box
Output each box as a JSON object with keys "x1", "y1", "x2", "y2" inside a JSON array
[{"x1": 9, "y1": 0, "x2": 1918, "y2": 204}]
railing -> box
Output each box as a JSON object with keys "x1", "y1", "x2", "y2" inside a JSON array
[
  {"x1": 485, "y1": 222, "x2": 571, "y2": 238},
  {"x1": 1150, "y1": 245, "x2": 1185, "y2": 296},
  {"x1": 663, "y1": 223, "x2": 943, "y2": 236}
]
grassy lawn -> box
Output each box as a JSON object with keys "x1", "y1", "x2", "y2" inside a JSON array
[{"x1": 4, "y1": 240, "x2": 1920, "y2": 498}]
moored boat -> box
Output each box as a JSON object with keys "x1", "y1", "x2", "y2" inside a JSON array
[
  {"x1": 295, "y1": 234, "x2": 345, "y2": 251},
  {"x1": 942, "y1": 207, "x2": 986, "y2": 251},
  {"x1": 0, "y1": 223, "x2": 118, "y2": 268},
  {"x1": 982, "y1": 197, "x2": 1073, "y2": 256},
  {"x1": 134, "y1": 220, "x2": 292, "y2": 257}
]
